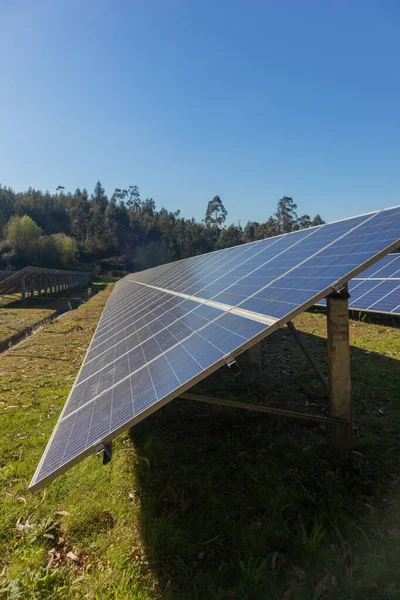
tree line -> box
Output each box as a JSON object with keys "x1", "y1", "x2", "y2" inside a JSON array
[{"x1": 0, "y1": 182, "x2": 324, "y2": 274}]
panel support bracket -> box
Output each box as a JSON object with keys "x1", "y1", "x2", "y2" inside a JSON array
[
  {"x1": 329, "y1": 285, "x2": 351, "y2": 299},
  {"x1": 225, "y1": 355, "x2": 242, "y2": 376},
  {"x1": 95, "y1": 442, "x2": 112, "y2": 465}
]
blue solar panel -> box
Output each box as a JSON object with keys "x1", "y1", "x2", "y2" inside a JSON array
[
  {"x1": 316, "y1": 253, "x2": 400, "y2": 314},
  {"x1": 30, "y1": 207, "x2": 400, "y2": 491},
  {"x1": 368, "y1": 287, "x2": 400, "y2": 313}
]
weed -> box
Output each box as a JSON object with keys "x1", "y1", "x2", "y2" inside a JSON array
[
  {"x1": 16, "y1": 516, "x2": 58, "y2": 543},
  {"x1": 0, "y1": 567, "x2": 69, "y2": 599},
  {"x1": 300, "y1": 518, "x2": 326, "y2": 556}
]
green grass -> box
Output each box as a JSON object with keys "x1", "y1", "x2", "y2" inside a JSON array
[
  {"x1": 0, "y1": 282, "x2": 104, "y2": 347},
  {"x1": 0, "y1": 295, "x2": 399, "y2": 599}
]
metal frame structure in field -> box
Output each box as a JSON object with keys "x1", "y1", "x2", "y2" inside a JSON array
[
  {"x1": 29, "y1": 205, "x2": 400, "y2": 492},
  {"x1": 0, "y1": 270, "x2": 14, "y2": 282},
  {"x1": 316, "y1": 253, "x2": 400, "y2": 315},
  {"x1": 0, "y1": 266, "x2": 91, "y2": 303}
]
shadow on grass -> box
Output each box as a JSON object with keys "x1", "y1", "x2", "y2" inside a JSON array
[
  {"x1": 130, "y1": 327, "x2": 400, "y2": 600},
  {"x1": 7, "y1": 353, "x2": 71, "y2": 361}
]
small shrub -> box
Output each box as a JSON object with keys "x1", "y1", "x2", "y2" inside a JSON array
[{"x1": 0, "y1": 567, "x2": 68, "y2": 599}]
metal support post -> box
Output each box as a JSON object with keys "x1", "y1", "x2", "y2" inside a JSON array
[
  {"x1": 44, "y1": 278, "x2": 48, "y2": 298},
  {"x1": 30, "y1": 277, "x2": 35, "y2": 304},
  {"x1": 21, "y1": 277, "x2": 26, "y2": 304},
  {"x1": 327, "y1": 284, "x2": 352, "y2": 454},
  {"x1": 38, "y1": 277, "x2": 42, "y2": 300}
]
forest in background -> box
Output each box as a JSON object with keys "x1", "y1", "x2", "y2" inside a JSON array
[{"x1": 0, "y1": 182, "x2": 324, "y2": 274}]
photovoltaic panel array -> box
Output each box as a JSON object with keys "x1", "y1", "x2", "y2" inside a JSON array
[
  {"x1": 30, "y1": 206, "x2": 400, "y2": 491},
  {"x1": 0, "y1": 266, "x2": 91, "y2": 296},
  {"x1": 0, "y1": 270, "x2": 13, "y2": 282},
  {"x1": 316, "y1": 253, "x2": 400, "y2": 315}
]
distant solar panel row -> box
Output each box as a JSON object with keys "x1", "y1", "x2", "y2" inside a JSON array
[
  {"x1": 0, "y1": 266, "x2": 91, "y2": 296},
  {"x1": 316, "y1": 253, "x2": 400, "y2": 314},
  {"x1": 30, "y1": 206, "x2": 400, "y2": 491},
  {"x1": 0, "y1": 270, "x2": 13, "y2": 282}
]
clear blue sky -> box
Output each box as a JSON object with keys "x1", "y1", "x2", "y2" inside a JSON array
[{"x1": 1, "y1": 0, "x2": 399, "y2": 225}]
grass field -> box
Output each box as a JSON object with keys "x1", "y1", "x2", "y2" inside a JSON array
[
  {"x1": 0, "y1": 283, "x2": 103, "y2": 348},
  {"x1": 0, "y1": 287, "x2": 399, "y2": 599}
]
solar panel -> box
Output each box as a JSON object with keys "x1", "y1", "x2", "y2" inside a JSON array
[
  {"x1": 0, "y1": 266, "x2": 91, "y2": 296},
  {"x1": 0, "y1": 270, "x2": 14, "y2": 282},
  {"x1": 316, "y1": 253, "x2": 400, "y2": 315},
  {"x1": 30, "y1": 206, "x2": 400, "y2": 491}
]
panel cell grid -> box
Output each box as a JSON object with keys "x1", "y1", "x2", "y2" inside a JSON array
[
  {"x1": 316, "y1": 253, "x2": 400, "y2": 314},
  {"x1": 30, "y1": 207, "x2": 400, "y2": 491}
]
